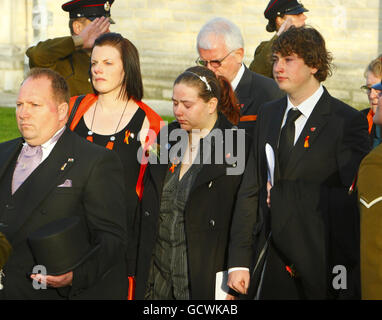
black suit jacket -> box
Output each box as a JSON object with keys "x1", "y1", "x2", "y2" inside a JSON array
[
  {"x1": 0, "y1": 128, "x2": 127, "y2": 299},
  {"x1": 250, "y1": 87, "x2": 370, "y2": 299},
  {"x1": 134, "y1": 113, "x2": 258, "y2": 300},
  {"x1": 360, "y1": 107, "x2": 382, "y2": 149},
  {"x1": 236, "y1": 66, "x2": 284, "y2": 134}
]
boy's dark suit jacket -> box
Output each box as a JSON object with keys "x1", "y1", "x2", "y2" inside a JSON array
[
  {"x1": 0, "y1": 128, "x2": 127, "y2": 299},
  {"x1": 250, "y1": 87, "x2": 370, "y2": 299}
]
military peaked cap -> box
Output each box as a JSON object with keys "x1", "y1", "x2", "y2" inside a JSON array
[
  {"x1": 264, "y1": 0, "x2": 308, "y2": 21},
  {"x1": 62, "y1": 0, "x2": 115, "y2": 23}
]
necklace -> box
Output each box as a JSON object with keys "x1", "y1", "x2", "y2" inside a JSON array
[{"x1": 86, "y1": 99, "x2": 129, "y2": 150}]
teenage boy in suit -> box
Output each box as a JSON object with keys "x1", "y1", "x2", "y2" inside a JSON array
[{"x1": 250, "y1": 26, "x2": 370, "y2": 300}]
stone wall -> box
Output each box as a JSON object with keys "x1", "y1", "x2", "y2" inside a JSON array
[{"x1": 0, "y1": 0, "x2": 381, "y2": 112}]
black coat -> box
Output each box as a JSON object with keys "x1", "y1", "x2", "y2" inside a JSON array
[
  {"x1": 0, "y1": 129, "x2": 127, "y2": 299},
  {"x1": 361, "y1": 107, "x2": 382, "y2": 149},
  {"x1": 134, "y1": 114, "x2": 258, "y2": 300},
  {"x1": 236, "y1": 66, "x2": 284, "y2": 134},
  {"x1": 250, "y1": 87, "x2": 370, "y2": 299}
]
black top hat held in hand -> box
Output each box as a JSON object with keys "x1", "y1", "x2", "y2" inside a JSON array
[{"x1": 28, "y1": 216, "x2": 99, "y2": 276}]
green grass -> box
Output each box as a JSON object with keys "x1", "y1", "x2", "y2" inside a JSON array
[
  {"x1": 161, "y1": 115, "x2": 175, "y2": 123},
  {"x1": 0, "y1": 107, "x2": 20, "y2": 143},
  {"x1": 0, "y1": 107, "x2": 175, "y2": 143}
]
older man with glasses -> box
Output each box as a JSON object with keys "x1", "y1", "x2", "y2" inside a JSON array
[
  {"x1": 360, "y1": 55, "x2": 382, "y2": 149},
  {"x1": 196, "y1": 17, "x2": 283, "y2": 136}
]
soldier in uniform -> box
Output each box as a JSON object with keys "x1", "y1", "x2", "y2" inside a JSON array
[
  {"x1": 26, "y1": 0, "x2": 114, "y2": 96},
  {"x1": 359, "y1": 80, "x2": 382, "y2": 299},
  {"x1": 248, "y1": 0, "x2": 308, "y2": 79}
]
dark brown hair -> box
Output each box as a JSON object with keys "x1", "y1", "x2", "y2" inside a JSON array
[
  {"x1": 266, "y1": 13, "x2": 285, "y2": 33},
  {"x1": 27, "y1": 67, "x2": 70, "y2": 105},
  {"x1": 272, "y1": 26, "x2": 333, "y2": 82},
  {"x1": 91, "y1": 32, "x2": 143, "y2": 101},
  {"x1": 174, "y1": 66, "x2": 240, "y2": 125}
]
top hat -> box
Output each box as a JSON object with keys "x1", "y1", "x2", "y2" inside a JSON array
[
  {"x1": 28, "y1": 216, "x2": 100, "y2": 276},
  {"x1": 62, "y1": 0, "x2": 115, "y2": 24},
  {"x1": 264, "y1": 0, "x2": 308, "y2": 21}
]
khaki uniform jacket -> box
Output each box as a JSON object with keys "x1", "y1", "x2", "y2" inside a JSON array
[
  {"x1": 0, "y1": 232, "x2": 11, "y2": 269},
  {"x1": 248, "y1": 34, "x2": 278, "y2": 79},
  {"x1": 26, "y1": 36, "x2": 93, "y2": 97},
  {"x1": 358, "y1": 143, "x2": 382, "y2": 299}
]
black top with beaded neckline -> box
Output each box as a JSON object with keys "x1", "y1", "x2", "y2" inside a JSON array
[{"x1": 74, "y1": 106, "x2": 146, "y2": 195}]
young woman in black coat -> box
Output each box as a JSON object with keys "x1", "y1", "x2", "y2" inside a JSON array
[{"x1": 133, "y1": 66, "x2": 257, "y2": 300}]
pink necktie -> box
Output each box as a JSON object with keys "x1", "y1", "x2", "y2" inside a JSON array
[{"x1": 12, "y1": 144, "x2": 43, "y2": 194}]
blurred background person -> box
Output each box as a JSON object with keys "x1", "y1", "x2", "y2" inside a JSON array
[
  {"x1": 134, "y1": 66, "x2": 257, "y2": 300},
  {"x1": 359, "y1": 78, "x2": 382, "y2": 299},
  {"x1": 26, "y1": 0, "x2": 113, "y2": 96},
  {"x1": 360, "y1": 54, "x2": 382, "y2": 149},
  {"x1": 249, "y1": 0, "x2": 308, "y2": 79},
  {"x1": 67, "y1": 32, "x2": 163, "y2": 296}
]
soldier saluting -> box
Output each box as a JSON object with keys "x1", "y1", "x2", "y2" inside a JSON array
[
  {"x1": 26, "y1": 0, "x2": 114, "y2": 96},
  {"x1": 248, "y1": 0, "x2": 308, "y2": 79}
]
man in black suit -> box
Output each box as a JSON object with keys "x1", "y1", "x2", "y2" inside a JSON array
[
  {"x1": 251, "y1": 26, "x2": 370, "y2": 299},
  {"x1": 196, "y1": 17, "x2": 284, "y2": 135},
  {"x1": 0, "y1": 68, "x2": 127, "y2": 299}
]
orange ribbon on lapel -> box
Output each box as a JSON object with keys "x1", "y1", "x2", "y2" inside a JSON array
[
  {"x1": 169, "y1": 162, "x2": 177, "y2": 173},
  {"x1": 304, "y1": 136, "x2": 310, "y2": 148}
]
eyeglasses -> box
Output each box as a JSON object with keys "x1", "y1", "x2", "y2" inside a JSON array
[
  {"x1": 195, "y1": 50, "x2": 234, "y2": 68},
  {"x1": 361, "y1": 85, "x2": 382, "y2": 95}
]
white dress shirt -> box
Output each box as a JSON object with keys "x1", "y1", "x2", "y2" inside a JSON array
[
  {"x1": 281, "y1": 85, "x2": 324, "y2": 145},
  {"x1": 230, "y1": 63, "x2": 245, "y2": 91}
]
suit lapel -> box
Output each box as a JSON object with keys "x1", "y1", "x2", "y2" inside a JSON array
[
  {"x1": 283, "y1": 89, "x2": 332, "y2": 177},
  {"x1": 268, "y1": 98, "x2": 287, "y2": 149},
  {"x1": 191, "y1": 114, "x2": 236, "y2": 193},
  {"x1": 9, "y1": 129, "x2": 77, "y2": 235},
  {"x1": 147, "y1": 123, "x2": 183, "y2": 199},
  {"x1": 265, "y1": 98, "x2": 287, "y2": 181},
  {"x1": 0, "y1": 138, "x2": 23, "y2": 181},
  {"x1": 191, "y1": 164, "x2": 229, "y2": 194},
  {"x1": 235, "y1": 67, "x2": 254, "y2": 115}
]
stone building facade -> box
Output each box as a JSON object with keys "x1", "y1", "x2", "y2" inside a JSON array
[{"x1": 0, "y1": 0, "x2": 380, "y2": 113}]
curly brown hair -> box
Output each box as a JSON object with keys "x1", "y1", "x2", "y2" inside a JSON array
[{"x1": 272, "y1": 26, "x2": 333, "y2": 82}]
